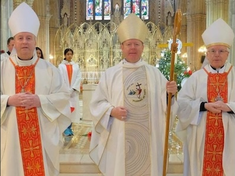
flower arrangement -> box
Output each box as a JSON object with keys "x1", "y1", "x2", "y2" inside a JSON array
[{"x1": 183, "y1": 70, "x2": 192, "y2": 77}]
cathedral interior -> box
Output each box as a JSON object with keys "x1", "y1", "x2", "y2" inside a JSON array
[{"x1": 1, "y1": 0, "x2": 235, "y2": 175}]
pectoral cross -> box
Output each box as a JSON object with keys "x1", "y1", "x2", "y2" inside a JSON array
[{"x1": 215, "y1": 94, "x2": 223, "y2": 102}]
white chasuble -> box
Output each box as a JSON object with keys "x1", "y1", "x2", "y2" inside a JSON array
[{"x1": 123, "y1": 65, "x2": 150, "y2": 176}]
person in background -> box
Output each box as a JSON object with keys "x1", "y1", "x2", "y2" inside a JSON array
[
  {"x1": 58, "y1": 48, "x2": 82, "y2": 136},
  {"x1": 1, "y1": 37, "x2": 14, "y2": 61},
  {"x1": 89, "y1": 13, "x2": 178, "y2": 175},
  {"x1": 1, "y1": 3, "x2": 71, "y2": 175},
  {"x1": 36, "y1": 46, "x2": 44, "y2": 59},
  {"x1": 176, "y1": 18, "x2": 235, "y2": 176}
]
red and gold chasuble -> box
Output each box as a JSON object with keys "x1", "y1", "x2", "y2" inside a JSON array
[
  {"x1": 10, "y1": 58, "x2": 45, "y2": 176},
  {"x1": 202, "y1": 66, "x2": 232, "y2": 176}
]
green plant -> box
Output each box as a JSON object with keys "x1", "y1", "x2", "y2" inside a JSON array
[{"x1": 157, "y1": 49, "x2": 188, "y2": 91}]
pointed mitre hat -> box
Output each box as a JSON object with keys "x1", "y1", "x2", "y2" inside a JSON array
[
  {"x1": 8, "y1": 2, "x2": 40, "y2": 37},
  {"x1": 202, "y1": 18, "x2": 234, "y2": 48},
  {"x1": 117, "y1": 13, "x2": 148, "y2": 43}
]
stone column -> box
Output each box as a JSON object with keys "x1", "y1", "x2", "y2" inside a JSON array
[
  {"x1": 178, "y1": 0, "x2": 188, "y2": 58},
  {"x1": 33, "y1": 0, "x2": 51, "y2": 60},
  {"x1": 75, "y1": 0, "x2": 85, "y2": 25},
  {"x1": 1, "y1": 0, "x2": 13, "y2": 50},
  {"x1": 228, "y1": 0, "x2": 235, "y2": 64},
  {"x1": 149, "y1": 0, "x2": 160, "y2": 24},
  {"x1": 38, "y1": 15, "x2": 51, "y2": 60},
  {"x1": 206, "y1": 0, "x2": 229, "y2": 26},
  {"x1": 49, "y1": 0, "x2": 60, "y2": 65},
  {"x1": 186, "y1": 0, "x2": 206, "y2": 70}
]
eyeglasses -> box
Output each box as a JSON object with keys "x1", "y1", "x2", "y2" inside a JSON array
[
  {"x1": 123, "y1": 42, "x2": 142, "y2": 48},
  {"x1": 207, "y1": 49, "x2": 228, "y2": 55}
]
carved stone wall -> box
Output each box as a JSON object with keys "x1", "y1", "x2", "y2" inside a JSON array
[
  {"x1": 53, "y1": 21, "x2": 175, "y2": 83},
  {"x1": 229, "y1": 0, "x2": 235, "y2": 64},
  {"x1": 2, "y1": 0, "x2": 235, "y2": 68}
]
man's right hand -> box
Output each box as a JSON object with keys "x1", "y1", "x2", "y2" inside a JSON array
[
  {"x1": 7, "y1": 93, "x2": 26, "y2": 107},
  {"x1": 111, "y1": 106, "x2": 128, "y2": 121},
  {"x1": 205, "y1": 102, "x2": 222, "y2": 114}
]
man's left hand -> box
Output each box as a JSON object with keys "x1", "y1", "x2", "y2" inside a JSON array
[
  {"x1": 21, "y1": 92, "x2": 41, "y2": 109},
  {"x1": 166, "y1": 81, "x2": 178, "y2": 95}
]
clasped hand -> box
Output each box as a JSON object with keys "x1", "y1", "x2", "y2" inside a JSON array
[
  {"x1": 111, "y1": 106, "x2": 128, "y2": 121},
  {"x1": 205, "y1": 101, "x2": 231, "y2": 114},
  {"x1": 8, "y1": 92, "x2": 41, "y2": 109}
]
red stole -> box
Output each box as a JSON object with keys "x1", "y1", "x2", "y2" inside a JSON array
[
  {"x1": 65, "y1": 64, "x2": 75, "y2": 112},
  {"x1": 66, "y1": 64, "x2": 73, "y2": 86},
  {"x1": 202, "y1": 66, "x2": 232, "y2": 176},
  {"x1": 10, "y1": 58, "x2": 45, "y2": 175}
]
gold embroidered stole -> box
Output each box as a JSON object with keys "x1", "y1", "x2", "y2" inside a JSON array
[
  {"x1": 202, "y1": 66, "x2": 232, "y2": 176},
  {"x1": 11, "y1": 58, "x2": 45, "y2": 175},
  {"x1": 123, "y1": 65, "x2": 151, "y2": 176}
]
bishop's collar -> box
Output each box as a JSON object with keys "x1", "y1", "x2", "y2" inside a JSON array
[
  {"x1": 209, "y1": 65, "x2": 225, "y2": 73},
  {"x1": 122, "y1": 58, "x2": 145, "y2": 68}
]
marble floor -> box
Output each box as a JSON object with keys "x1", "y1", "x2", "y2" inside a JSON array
[
  {"x1": 59, "y1": 121, "x2": 184, "y2": 176},
  {"x1": 59, "y1": 96, "x2": 184, "y2": 176}
]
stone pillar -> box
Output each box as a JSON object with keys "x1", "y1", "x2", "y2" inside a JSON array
[
  {"x1": 38, "y1": 15, "x2": 51, "y2": 60},
  {"x1": 75, "y1": 0, "x2": 87, "y2": 25},
  {"x1": 49, "y1": 0, "x2": 60, "y2": 65},
  {"x1": 1, "y1": 0, "x2": 13, "y2": 50},
  {"x1": 206, "y1": 0, "x2": 229, "y2": 26},
  {"x1": 228, "y1": 0, "x2": 235, "y2": 64},
  {"x1": 149, "y1": 0, "x2": 159, "y2": 24},
  {"x1": 178, "y1": 0, "x2": 188, "y2": 59},
  {"x1": 186, "y1": 0, "x2": 206, "y2": 70},
  {"x1": 33, "y1": 0, "x2": 51, "y2": 60}
]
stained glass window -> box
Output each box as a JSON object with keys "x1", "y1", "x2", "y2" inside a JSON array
[
  {"x1": 86, "y1": 0, "x2": 111, "y2": 20},
  {"x1": 86, "y1": 0, "x2": 148, "y2": 21},
  {"x1": 123, "y1": 0, "x2": 149, "y2": 20},
  {"x1": 86, "y1": 0, "x2": 94, "y2": 20}
]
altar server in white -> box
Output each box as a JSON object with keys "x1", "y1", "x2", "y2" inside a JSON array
[
  {"x1": 176, "y1": 18, "x2": 235, "y2": 176},
  {"x1": 58, "y1": 48, "x2": 82, "y2": 136},
  {"x1": 89, "y1": 13, "x2": 178, "y2": 176},
  {"x1": 1, "y1": 2, "x2": 71, "y2": 176}
]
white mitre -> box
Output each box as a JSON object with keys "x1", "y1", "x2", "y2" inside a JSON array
[
  {"x1": 202, "y1": 18, "x2": 234, "y2": 48},
  {"x1": 117, "y1": 13, "x2": 148, "y2": 43},
  {"x1": 8, "y1": 2, "x2": 40, "y2": 37}
]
